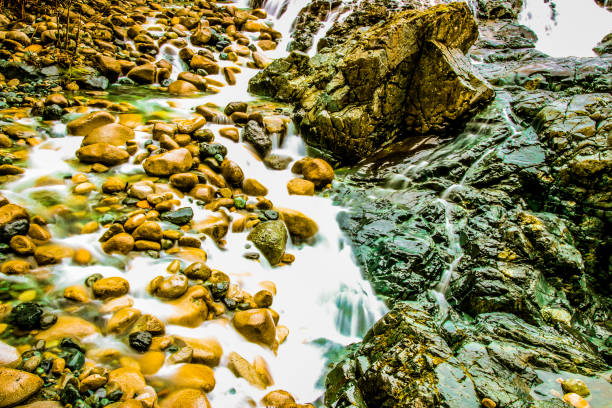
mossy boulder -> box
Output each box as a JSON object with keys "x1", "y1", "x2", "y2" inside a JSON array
[{"x1": 247, "y1": 220, "x2": 288, "y2": 265}]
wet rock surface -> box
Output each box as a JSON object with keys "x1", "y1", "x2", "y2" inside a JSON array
[
  {"x1": 301, "y1": 0, "x2": 612, "y2": 407},
  {"x1": 1, "y1": 0, "x2": 611, "y2": 407},
  {"x1": 0, "y1": 0, "x2": 340, "y2": 407},
  {"x1": 327, "y1": 86, "x2": 612, "y2": 405},
  {"x1": 326, "y1": 302, "x2": 608, "y2": 408},
  {"x1": 249, "y1": 2, "x2": 494, "y2": 163}
]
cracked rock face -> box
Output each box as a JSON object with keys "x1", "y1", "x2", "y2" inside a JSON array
[
  {"x1": 249, "y1": 2, "x2": 494, "y2": 163},
  {"x1": 325, "y1": 303, "x2": 609, "y2": 408},
  {"x1": 322, "y1": 1, "x2": 612, "y2": 403},
  {"x1": 329, "y1": 90, "x2": 612, "y2": 407}
]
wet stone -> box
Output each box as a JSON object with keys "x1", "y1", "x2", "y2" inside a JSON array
[
  {"x1": 143, "y1": 148, "x2": 193, "y2": 177},
  {"x1": 92, "y1": 277, "x2": 130, "y2": 299},
  {"x1": 66, "y1": 111, "x2": 115, "y2": 136},
  {"x1": 224, "y1": 101, "x2": 248, "y2": 116},
  {"x1": 9, "y1": 302, "x2": 43, "y2": 330},
  {"x1": 243, "y1": 178, "x2": 268, "y2": 196},
  {"x1": 129, "y1": 331, "x2": 153, "y2": 353},
  {"x1": 161, "y1": 207, "x2": 194, "y2": 225},
  {"x1": 232, "y1": 308, "x2": 277, "y2": 348},
  {"x1": 102, "y1": 232, "x2": 135, "y2": 254},
  {"x1": 263, "y1": 154, "x2": 292, "y2": 170},
  {"x1": 220, "y1": 159, "x2": 244, "y2": 186},
  {"x1": 0, "y1": 367, "x2": 43, "y2": 407},
  {"x1": 183, "y1": 262, "x2": 212, "y2": 281},
  {"x1": 242, "y1": 120, "x2": 271, "y2": 158},
  {"x1": 247, "y1": 220, "x2": 287, "y2": 265},
  {"x1": 199, "y1": 143, "x2": 227, "y2": 159}
]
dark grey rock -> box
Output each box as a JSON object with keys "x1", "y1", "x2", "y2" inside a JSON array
[
  {"x1": 242, "y1": 120, "x2": 271, "y2": 159},
  {"x1": 160, "y1": 207, "x2": 194, "y2": 225}
]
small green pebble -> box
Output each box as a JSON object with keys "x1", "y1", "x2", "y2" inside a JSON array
[{"x1": 234, "y1": 196, "x2": 246, "y2": 209}]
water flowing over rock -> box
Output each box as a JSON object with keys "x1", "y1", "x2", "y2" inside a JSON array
[
  {"x1": 1, "y1": 0, "x2": 611, "y2": 406},
  {"x1": 318, "y1": 1, "x2": 612, "y2": 405},
  {"x1": 328, "y1": 88, "x2": 612, "y2": 405},
  {"x1": 249, "y1": 2, "x2": 494, "y2": 162}
]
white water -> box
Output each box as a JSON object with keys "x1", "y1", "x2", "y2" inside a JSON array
[
  {"x1": 430, "y1": 198, "x2": 462, "y2": 317},
  {"x1": 243, "y1": 0, "x2": 313, "y2": 58},
  {"x1": 519, "y1": 0, "x2": 612, "y2": 57},
  {"x1": 3, "y1": 0, "x2": 609, "y2": 403},
  {"x1": 255, "y1": 0, "x2": 612, "y2": 62},
  {"x1": 0, "y1": 1, "x2": 387, "y2": 406},
  {"x1": 308, "y1": 8, "x2": 341, "y2": 57},
  {"x1": 431, "y1": 146, "x2": 495, "y2": 318},
  {"x1": 8, "y1": 125, "x2": 387, "y2": 406}
]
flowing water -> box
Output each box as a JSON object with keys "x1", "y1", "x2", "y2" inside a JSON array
[
  {"x1": 376, "y1": 100, "x2": 525, "y2": 318},
  {"x1": 2, "y1": 0, "x2": 611, "y2": 405},
  {"x1": 519, "y1": 0, "x2": 612, "y2": 57},
  {"x1": 0, "y1": 0, "x2": 387, "y2": 406},
  {"x1": 247, "y1": 0, "x2": 312, "y2": 59}
]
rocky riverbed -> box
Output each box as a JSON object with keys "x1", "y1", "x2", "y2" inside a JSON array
[
  {"x1": 0, "y1": 0, "x2": 610, "y2": 407},
  {"x1": 249, "y1": 0, "x2": 612, "y2": 407}
]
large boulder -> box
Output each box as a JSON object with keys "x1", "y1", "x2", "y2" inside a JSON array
[
  {"x1": 249, "y1": 2, "x2": 493, "y2": 163},
  {"x1": 325, "y1": 304, "x2": 608, "y2": 408},
  {"x1": 327, "y1": 88, "x2": 612, "y2": 406},
  {"x1": 317, "y1": 0, "x2": 612, "y2": 406}
]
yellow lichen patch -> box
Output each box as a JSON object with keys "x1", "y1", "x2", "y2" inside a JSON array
[{"x1": 497, "y1": 249, "x2": 518, "y2": 261}]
